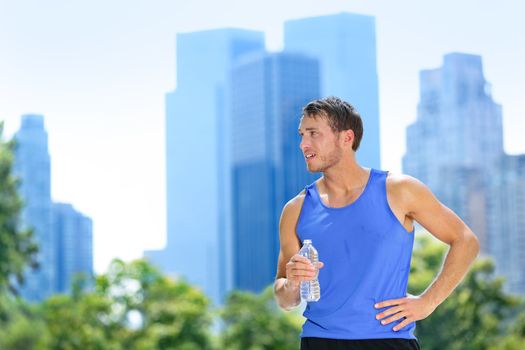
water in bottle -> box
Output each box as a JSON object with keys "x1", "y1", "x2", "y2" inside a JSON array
[{"x1": 299, "y1": 239, "x2": 321, "y2": 302}]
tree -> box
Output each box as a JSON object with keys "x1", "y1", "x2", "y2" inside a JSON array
[
  {"x1": 40, "y1": 258, "x2": 215, "y2": 350},
  {"x1": 489, "y1": 306, "x2": 525, "y2": 350},
  {"x1": 0, "y1": 121, "x2": 39, "y2": 297},
  {"x1": 219, "y1": 286, "x2": 304, "y2": 350},
  {"x1": 41, "y1": 292, "x2": 123, "y2": 350},
  {"x1": 409, "y1": 234, "x2": 521, "y2": 350},
  {"x1": 104, "y1": 259, "x2": 214, "y2": 350},
  {"x1": 0, "y1": 294, "x2": 49, "y2": 350}
]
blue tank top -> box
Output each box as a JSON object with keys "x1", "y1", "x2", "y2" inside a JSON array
[{"x1": 296, "y1": 168, "x2": 417, "y2": 340}]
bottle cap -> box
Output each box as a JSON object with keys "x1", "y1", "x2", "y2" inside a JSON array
[{"x1": 303, "y1": 239, "x2": 312, "y2": 244}]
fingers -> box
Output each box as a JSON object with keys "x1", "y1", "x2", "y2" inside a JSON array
[
  {"x1": 374, "y1": 297, "x2": 407, "y2": 309},
  {"x1": 287, "y1": 255, "x2": 314, "y2": 272},
  {"x1": 287, "y1": 263, "x2": 315, "y2": 281},
  {"x1": 286, "y1": 255, "x2": 323, "y2": 283},
  {"x1": 380, "y1": 311, "x2": 407, "y2": 325},
  {"x1": 287, "y1": 255, "x2": 324, "y2": 269},
  {"x1": 393, "y1": 318, "x2": 412, "y2": 332},
  {"x1": 375, "y1": 305, "x2": 403, "y2": 321},
  {"x1": 373, "y1": 303, "x2": 414, "y2": 331},
  {"x1": 289, "y1": 254, "x2": 310, "y2": 264}
]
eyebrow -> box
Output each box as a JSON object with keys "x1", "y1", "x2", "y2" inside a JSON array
[{"x1": 298, "y1": 127, "x2": 319, "y2": 134}]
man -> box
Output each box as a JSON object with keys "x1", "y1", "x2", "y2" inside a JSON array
[{"x1": 273, "y1": 97, "x2": 480, "y2": 350}]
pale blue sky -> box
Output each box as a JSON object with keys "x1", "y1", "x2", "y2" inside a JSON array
[{"x1": 1, "y1": 0, "x2": 523, "y2": 272}]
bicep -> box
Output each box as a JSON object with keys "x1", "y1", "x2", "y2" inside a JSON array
[
  {"x1": 406, "y1": 177, "x2": 471, "y2": 245},
  {"x1": 275, "y1": 201, "x2": 302, "y2": 279}
]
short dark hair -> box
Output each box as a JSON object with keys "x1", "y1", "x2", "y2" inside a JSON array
[{"x1": 302, "y1": 96, "x2": 364, "y2": 151}]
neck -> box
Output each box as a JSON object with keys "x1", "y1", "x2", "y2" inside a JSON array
[{"x1": 321, "y1": 154, "x2": 369, "y2": 193}]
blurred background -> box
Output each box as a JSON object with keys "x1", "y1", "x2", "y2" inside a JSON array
[{"x1": 1, "y1": 0, "x2": 524, "y2": 349}]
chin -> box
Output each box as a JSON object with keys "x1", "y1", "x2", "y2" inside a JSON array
[{"x1": 307, "y1": 165, "x2": 322, "y2": 173}]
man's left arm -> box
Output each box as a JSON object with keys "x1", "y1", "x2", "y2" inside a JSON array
[{"x1": 375, "y1": 175, "x2": 480, "y2": 331}]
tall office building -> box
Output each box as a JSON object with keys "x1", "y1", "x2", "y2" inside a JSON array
[
  {"x1": 231, "y1": 52, "x2": 320, "y2": 292},
  {"x1": 487, "y1": 155, "x2": 525, "y2": 295},
  {"x1": 403, "y1": 53, "x2": 504, "y2": 254},
  {"x1": 284, "y1": 13, "x2": 381, "y2": 169},
  {"x1": 438, "y1": 166, "x2": 488, "y2": 251},
  {"x1": 52, "y1": 203, "x2": 93, "y2": 294},
  {"x1": 144, "y1": 29, "x2": 265, "y2": 304},
  {"x1": 403, "y1": 53, "x2": 503, "y2": 192},
  {"x1": 13, "y1": 114, "x2": 54, "y2": 302}
]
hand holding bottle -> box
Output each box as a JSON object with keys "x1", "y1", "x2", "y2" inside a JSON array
[{"x1": 285, "y1": 240, "x2": 324, "y2": 298}]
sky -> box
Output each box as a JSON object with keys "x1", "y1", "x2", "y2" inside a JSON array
[{"x1": 0, "y1": 0, "x2": 523, "y2": 273}]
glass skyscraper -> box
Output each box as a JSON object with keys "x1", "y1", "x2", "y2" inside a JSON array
[
  {"x1": 487, "y1": 155, "x2": 525, "y2": 295},
  {"x1": 284, "y1": 13, "x2": 381, "y2": 169},
  {"x1": 13, "y1": 114, "x2": 54, "y2": 302},
  {"x1": 403, "y1": 53, "x2": 503, "y2": 192},
  {"x1": 52, "y1": 203, "x2": 93, "y2": 293},
  {"x1": 231, "y1": 52, "x2": 320, "y2": 292},
  {"x1": 145, "y1": 29, "x2": 265, "y2": 304},
  {"x1": 403, "y1": 53, "x2": 504, "y2": 253}
]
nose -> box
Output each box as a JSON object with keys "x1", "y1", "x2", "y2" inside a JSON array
[{"x1": 299, "y1": 136, "x2": 309, "y2": 152}]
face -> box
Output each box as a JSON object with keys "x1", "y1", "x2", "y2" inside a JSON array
[{"x1": 298, "y1": 115, "x2": 345, "y2": 173}]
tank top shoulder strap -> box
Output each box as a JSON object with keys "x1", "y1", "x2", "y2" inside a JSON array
[
  {"x1": 298, "y1": 180, "x2": 319, "y2": 213},
  {"x1": 358, "y1": 168, "x2": 387, "y2": 205},
  {"x1": 304, "y1": 181, "x2": 316, "y2": 192},
  {"x1": 302, "y1": 181, "x2": 316, "y2": 205}
]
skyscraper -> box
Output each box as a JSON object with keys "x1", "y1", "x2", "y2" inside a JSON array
[
  {"x1": 52, "y1": 203, "x2": 93, "y2": 294},
  {"x1": 487, "y1": 155, "x2": 525, "y2": 295},
  {"x1": 13, "y1": 114, "x2": 54, "y2": 302},
  {"x1": 403, "y1": 53, "x2": 504, "y2": 255},
  {"x1": 145, "y1": 29, "x2": 265, "y2": 304},
  {"x1": 231, "y1": 52, "x2": 320, "y2": 292},
  {"x1": 438, "y1": 166, "x2": 487, "y2": 250},
  {"x1": 284, "y1": 13, "x2": 381, "y2": 169},
  {"x1": 403, "y1": 53, "x2": 503, "y2": 193}
]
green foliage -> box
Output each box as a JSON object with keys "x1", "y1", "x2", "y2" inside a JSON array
[
  {"x1": 41, "y1": 258, "x2": 215, "y2": 350},
  {"x1": 0, "y1": 294, "x2": 49, "y2": 350},
  {"x1": 41, "y1": 292, "x2": 122, "y2": 350},
  {"x1": 0, "y1": 258, "x2": 216, "y2": 350},
  {"x1": 219, "y1": 286, "x2": 303, "y2": 350},
  {"x1": 409, "y1": 234, "x2": 522, "y2": 350},
  {"x1": 488, "y1": 303, "x2": 525, "y2": 350},
  {"x1": 0, "y1": 121, "x2": 38, "y2": 297}
]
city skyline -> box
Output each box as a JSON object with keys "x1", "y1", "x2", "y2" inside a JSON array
[
  {"x1": 1, "y1": 1, "x2": 523, "y2": 273},
  {"x1": 145, "y1": 13, "x2": 383, "y2": 303},
  {"x1": 12, "y1": 114, "x2": 93, "y2": 301},
  {"x1": 145, "y1": 28, "x2": 267, "y2": 304}
]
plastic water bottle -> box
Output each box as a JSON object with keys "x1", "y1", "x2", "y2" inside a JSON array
[{"x1": 299, "y1": 239, "x2": 321, "y2": 302}]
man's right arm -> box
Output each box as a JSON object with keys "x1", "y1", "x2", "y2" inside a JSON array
[{"x1": 273, "y1": 192, "x2": 322, "y2": 311}]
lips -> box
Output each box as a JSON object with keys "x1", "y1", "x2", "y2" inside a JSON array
[{"x1": 305, "y1": 153, "x2": 316, "y2": 161}]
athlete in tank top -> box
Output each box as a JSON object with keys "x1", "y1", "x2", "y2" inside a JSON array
[{"x1": 273, "y1": 97, "x2": 480, "y2": 350}]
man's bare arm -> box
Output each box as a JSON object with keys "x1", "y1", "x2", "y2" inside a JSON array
[
  {"x1": 273, "y1": 192, "x2": 323, "y2": 311},
  {"x1": 376, "y1": 174, "x2": 480, "y2": 331},
  {"x1": 404, "y1": 175, "x2": 480, "y2": 308}
]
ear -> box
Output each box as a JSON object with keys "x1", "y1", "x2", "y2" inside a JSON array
[{"x1": 344, "y1": 129, "x2": 355, "y2": 147}]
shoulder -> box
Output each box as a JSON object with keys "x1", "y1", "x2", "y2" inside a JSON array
[
  {"x1": 385, "y1": 171, "x2": 427, "y2": 200},
  {"x1": 281, "y1": 189, "x2": 307, "y2": 219},
  {"x1": 385, "y1": 171, "x2": 438, "y2": 214},
  {"x1": 279, "y1": 188, "x2": 311, "y2": 231},
  {"x1": 280, "y1": 179, "x2": 319, "y2": 221},
  {"x1": 386, "y1": 171, "x2": 424, "y2": 189},
  {"x1": 385, "y1": 171, "x2": 427, "y2": 192}
]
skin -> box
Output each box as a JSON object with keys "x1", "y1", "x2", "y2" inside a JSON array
[{"x1": 273, "y1": 113, "x2": 480, "y2": 332}]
